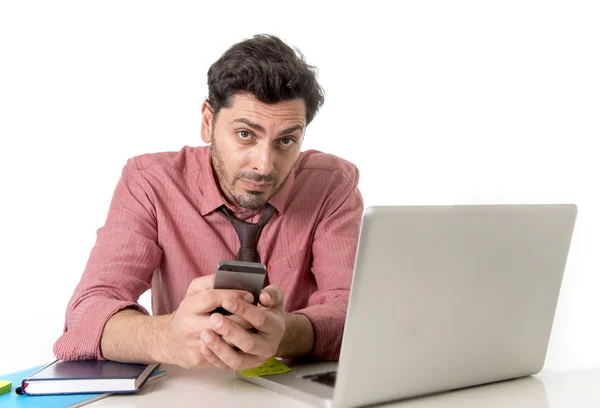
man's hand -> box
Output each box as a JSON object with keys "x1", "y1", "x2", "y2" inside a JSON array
[
  {"x1": 159, "y1": 275, "x2": 255, "y2": 369},
  {"x1": 198, "y1": 285, "x2": 286, "y2": 370}
]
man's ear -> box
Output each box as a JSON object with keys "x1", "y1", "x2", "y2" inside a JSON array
[{"x1": 201, "y1": 101, "x2": 214, "y2": 144}]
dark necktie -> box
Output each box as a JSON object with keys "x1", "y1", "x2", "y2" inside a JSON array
[{"x1": 217, "y1": 204, "x2": 276, "y2": 263}]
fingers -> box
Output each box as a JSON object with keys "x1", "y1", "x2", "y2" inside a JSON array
[
  {"x1": 186, "y1": 289, "x2": 254, "y2": 315},
  {"x1": 259, "y1": 285, "x2": 284, "y2": 308},
  {"x1": 200, "y1": 328, "x2": 265, "y2": 370},
  {"x1": 222, "y1": 298, "x2": 271, "y2": 332},
  {"x1": 221, "y1": 298, "x2": 285, "y2": 339},
  {"x1": 198, "y1": 330, "x2": 233, "y2": 370},
  {"x1": 225, "y1": 314, "x2": 254, "y2": 331},
  {"x1": 209, "y1": 312, "x2": 274, "y2": 357},
  {"x1": 185, "y1": 275, "x2": 216, "y2": 296}
]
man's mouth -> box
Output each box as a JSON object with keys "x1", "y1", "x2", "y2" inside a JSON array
[{"x1": 240, "y1": 179, "x2": 274, "y2": 192}]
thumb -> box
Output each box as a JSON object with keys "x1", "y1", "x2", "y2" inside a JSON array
[
  {"x1": 185, "y1": 275, "x2": 216, "y2": 297},
  {"x1": 259, "y1": 285, "x2": 284, "y2": 309}
]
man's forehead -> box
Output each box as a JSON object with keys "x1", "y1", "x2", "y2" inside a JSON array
[{"x1": 226, "y1": 94, "x2": 306, "y2": 125}]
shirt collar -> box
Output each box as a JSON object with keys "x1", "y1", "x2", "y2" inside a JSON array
[{"x1": 198, "y1": 146, "x2": 295, "y2": 216}]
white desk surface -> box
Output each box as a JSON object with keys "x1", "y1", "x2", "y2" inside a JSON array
[{"x1": 89, "y1": 364, "x2": 600, "y2": 407}]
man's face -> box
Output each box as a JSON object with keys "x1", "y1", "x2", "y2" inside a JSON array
[{"x1": 201, "y1": 93, "x2": 306, "y2": 210}]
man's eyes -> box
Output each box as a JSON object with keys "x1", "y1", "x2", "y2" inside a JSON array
[
  {"x1": 235, "y1": 131, "x2": 296, "y2": 148},
  {"x1": 279, "y1": 137, "x2": 296, "y2": 147},
  {"x1": 237, "y1": 130, "x2": 253, "y2": 140}
]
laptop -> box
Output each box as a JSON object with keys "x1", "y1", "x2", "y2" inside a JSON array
[{"x1": 236, "y1": 204, "x2": 578, "y2": 408}]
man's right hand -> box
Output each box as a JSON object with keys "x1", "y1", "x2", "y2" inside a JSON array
[{"x1": 159, "y1": 275, "x2": 255, "y2": 369}]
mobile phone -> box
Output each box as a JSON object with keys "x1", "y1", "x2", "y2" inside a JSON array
[{"x1": 211, "y1": 260, "x2": 266, "y2": 315}]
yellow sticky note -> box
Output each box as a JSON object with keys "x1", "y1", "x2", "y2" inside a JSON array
[
  {"x1": 238, "y1": 357, "x2": 295, "y2": 377},
  {"x1": 0, "y1": 380, "x2": 11, "y2": 396}
]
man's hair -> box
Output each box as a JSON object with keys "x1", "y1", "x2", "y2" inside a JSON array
[{"x1": 207, "y1": 34, "x2": 325, "y2": 125}]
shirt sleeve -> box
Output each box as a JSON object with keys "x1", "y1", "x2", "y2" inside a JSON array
[
  {"x1": 53, "y1": 159, "x2": 163, "y2": 360},
  {"x1": 294, "y1": 165, "x2": 363, "y2": 361}
]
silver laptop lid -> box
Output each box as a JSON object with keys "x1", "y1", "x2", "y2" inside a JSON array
[{"x1": 333, "y1": 204, "x2": 577, "y2": 407}]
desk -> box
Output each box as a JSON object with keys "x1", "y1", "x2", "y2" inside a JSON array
[{"x1": 87, "y1": 365, "x2": 600, "y2": 407}]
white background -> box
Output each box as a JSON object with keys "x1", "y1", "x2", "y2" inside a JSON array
[{"x1": 1, "y1": 1, "x2": 598, "y2": 375}]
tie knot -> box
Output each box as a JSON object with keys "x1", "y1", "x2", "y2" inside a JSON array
[
  {"x1": 233, "y1": 221, "x2": 261, "y2": 249},
  {"x1": 217, "y1": 204, "x2": 276, "y2": 263}
]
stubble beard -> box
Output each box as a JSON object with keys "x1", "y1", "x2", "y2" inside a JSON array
[{"x1": 210, "y1": 134, "x2": 283, "y2": 210}]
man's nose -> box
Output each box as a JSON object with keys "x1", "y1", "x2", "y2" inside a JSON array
[{"x1": 252, "y1": 143, "x2": 275, "y2": 176}]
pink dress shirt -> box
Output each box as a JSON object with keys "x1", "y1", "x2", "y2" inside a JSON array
[{"x1": 53, "y1": 146, "x2": 363, "y2": 361}]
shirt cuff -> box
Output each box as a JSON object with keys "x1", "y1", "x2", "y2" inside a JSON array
[
  {"x1": 53, "y1": 298, "x2": 149, "y2": 360},
  {"x1": 294, "y1": 304, "x2": 346, "y2": 361}
]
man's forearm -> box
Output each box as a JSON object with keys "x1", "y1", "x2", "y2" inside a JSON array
[
  {"x1": 100, "y1": 309, "x2": 170, "y2": 363},
  {"x1": 276, "y1": 312, "x2": 315, "y2": 358}
]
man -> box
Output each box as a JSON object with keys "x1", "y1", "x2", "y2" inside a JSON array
[{"x1": 54, "y1": 34, "x2": 364, "y2": 371}]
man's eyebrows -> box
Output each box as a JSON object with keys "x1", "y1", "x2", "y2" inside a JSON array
[
  {"x1": 230, "y1": 118, "x2": 265, "y2": 132},
  {"x1": 230, "y1": 118, "x2": 305, "y2": 136},
  {"x1": 279, "y1": 124, "x2": 305, "y2": 136}
]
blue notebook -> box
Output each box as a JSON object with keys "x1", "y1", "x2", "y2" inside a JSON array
[{"x1": 0, "y1": 363, "x2": 166, "y2": 407}]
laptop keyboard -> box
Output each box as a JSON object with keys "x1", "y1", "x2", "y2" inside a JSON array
[{"x1": 302, "y1": 371, "x2": 337, "y2": 387}]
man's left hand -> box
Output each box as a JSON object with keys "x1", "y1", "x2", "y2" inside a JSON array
[{"x1": 199, "y1": 284, "x2": 286, "y2": 370}]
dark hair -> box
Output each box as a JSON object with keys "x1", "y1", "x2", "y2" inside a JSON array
[{"x1": 207, "y1": 34, "x2": 325, "y2": 125}]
